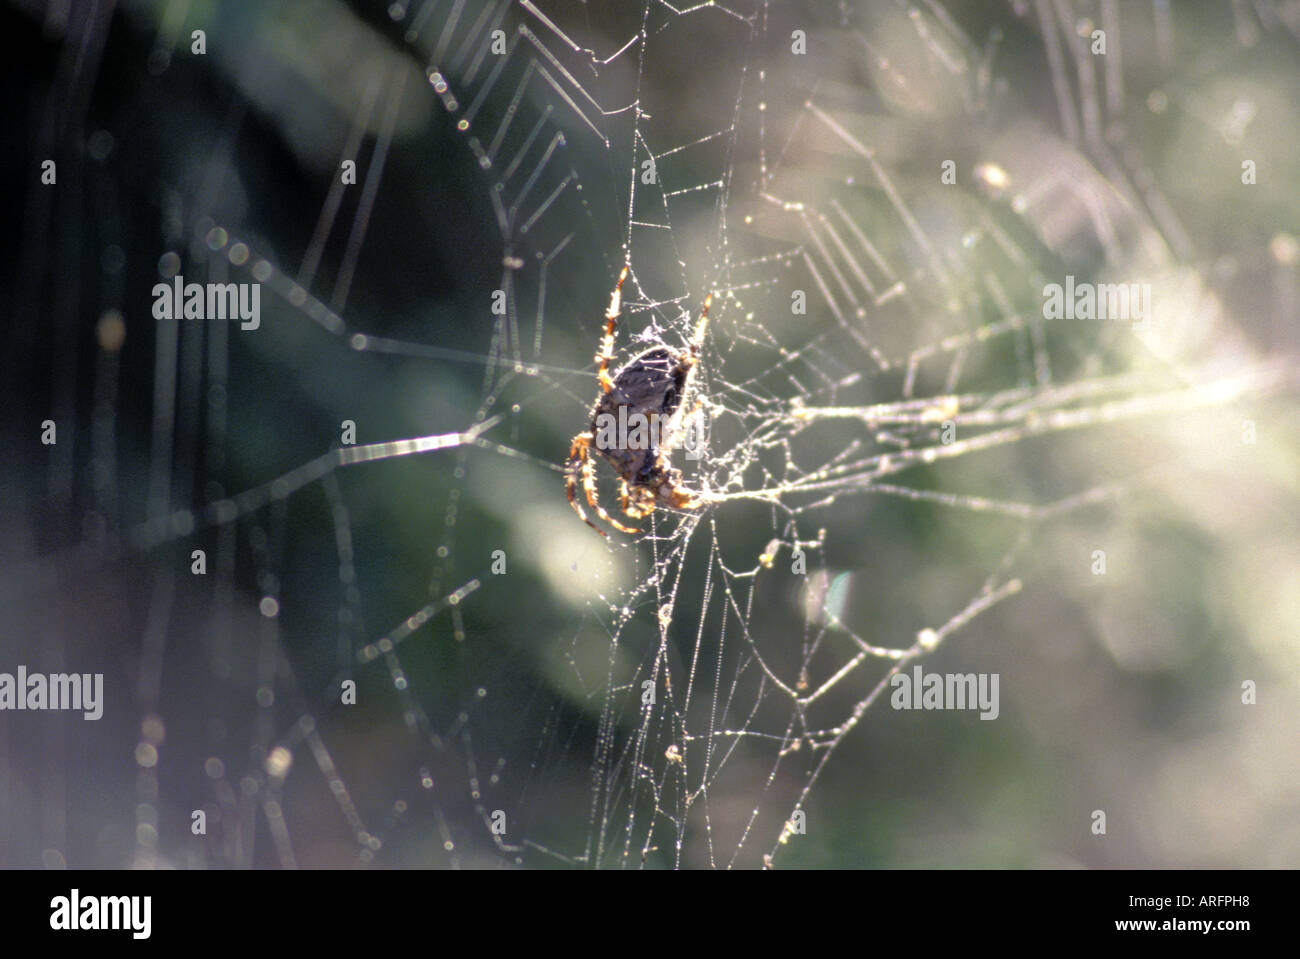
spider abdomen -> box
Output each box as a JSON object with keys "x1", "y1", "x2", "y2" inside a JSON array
[
  {"x1": 586, "y1": 347, "x2": 693, "y2": 491},
  {"x1": 605, "y1": 348, "x2": 689, "y2": 415}
]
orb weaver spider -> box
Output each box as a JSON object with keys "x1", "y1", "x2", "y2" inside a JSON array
[{"x1": 565, "y1": 267, "x2": 714, "y2": 536}]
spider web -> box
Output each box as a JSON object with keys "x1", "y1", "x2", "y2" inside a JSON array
[{"x1": 5, "y1": 0, "x2": 1300, "y2": 869}]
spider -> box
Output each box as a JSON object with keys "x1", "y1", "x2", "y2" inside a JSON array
[{"x1": 565, "y1": 266, "x2": 713, "y2": 536}]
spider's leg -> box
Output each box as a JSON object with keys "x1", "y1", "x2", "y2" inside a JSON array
[
  {"x1": 618, "y1": 479, "x2": 650, "y2": 520},
  {"x1": 568, "y1": 432, "x2": 640, "y2": 536},
  {"x1": 664, "y1": 486, "x2": 704, "y2": 510},
  {"x1": 688, "y1": 290, "x2": 714, "y2": 359},
  {"x1": 657, "y1": 462, "x2": 707, "y2": 512},
  {"x1": 597, "y1": 266, "x2": 629, "y2": 394},
  {"x1": 585, "y1": 458, "x2": 640, "y2": 535},
  {"x1": 623, "y1": 480, "x2": 657, "y2": 519},
  {"x1": 565, "y1": 433, "x2": 607, "y2": 537}
]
